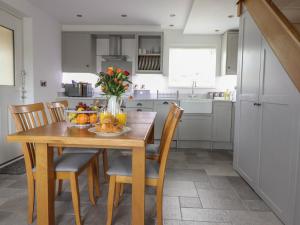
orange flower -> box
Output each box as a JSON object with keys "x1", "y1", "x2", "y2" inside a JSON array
[
  {"x1": 107, "y1": 69, "x2": 114, "y2": 76},
  {"x1": 116, "y1": 68, "x2": 122, "y2": 73},
  {"x1": 107, "y1": 66, "x2": 113, "y2": 71}
]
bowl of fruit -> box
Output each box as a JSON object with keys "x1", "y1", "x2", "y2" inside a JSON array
[{"x1": 65, "y1": 102, "x2": 100, "y2": 128}]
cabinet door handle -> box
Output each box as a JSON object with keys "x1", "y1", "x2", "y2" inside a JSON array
[
  {"x1": 137, "y1": 109, "x2": 142, "y2": 112},
  {"x1": 163, "y1": 101, "x2": 169, "y2": 105},
  {"x1": 253, "y1": 103, "x2": 261, "y2": 106},
  {"x1": 86, "y1": 64, "x2": 90, "y2": 68},
  {"x1": 137, "y1": 103, "x2": 142, "y2": 106}
]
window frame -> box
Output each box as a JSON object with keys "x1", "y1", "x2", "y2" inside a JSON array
[
  {"x1": 167, "y1": 45, "x2": 218, "y2": 88},
  {"x1": 0, "y1": 24, "x2": 15, "y2": 86}
]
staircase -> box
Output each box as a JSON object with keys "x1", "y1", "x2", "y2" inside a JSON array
[
  {"x1": 238, "y1": 0, "x2": 300, "y2": 91},
  {"x1": 274, "y1": 0, "x2": 300, "y2": 32}
]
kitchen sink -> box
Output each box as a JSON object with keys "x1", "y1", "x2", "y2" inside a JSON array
[{"x1": 180, "y1": 99, "x2": 212, "y2": 114}]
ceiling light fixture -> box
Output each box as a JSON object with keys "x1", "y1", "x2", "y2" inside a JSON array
[
  {"x1": 228, "y1": 15, "x2": 234, "y2": 18},
  {"x1": 169, "y1": 24, "x2": 174, "y2": 27},
  {"x1": 76, "y1": 14, "x2": 83, "y2": 18},
  {"x1": 215, "y1": 29, "x2": 220, "y2": 32},
  {"x1": 170, "y1": 14, "x2": 176, "y2": 17},
  {"x1": 121, "y1": 14, "x2": 128, "y2": 17}
]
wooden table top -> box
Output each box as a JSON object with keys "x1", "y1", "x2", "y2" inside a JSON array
[{"x1": 7, "y1": 111, "x2": 156, "y2": 148}]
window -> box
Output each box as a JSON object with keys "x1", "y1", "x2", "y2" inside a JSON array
[
  {"x1": 168, "y1": 48, "x2": 216, "y2": 88},
  {"x1": 0, "y1": 25, "x2": 14, "y2": 86}
]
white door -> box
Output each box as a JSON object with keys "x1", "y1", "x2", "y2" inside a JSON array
[
  {"x1": 0, "y1": 9, "x2": 23, "y2": 165},
  {"x1": 234, "y1": 12, "x2": 262, "y2": 185},
  {"x1": 258, "y1": 40, "x2": 299, "y2": 224}
]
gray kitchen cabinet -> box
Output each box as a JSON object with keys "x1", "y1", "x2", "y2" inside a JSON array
[
  {"x1": 62, "y1": 32, "x2": 96, "y2": 73},
  {"x1": 235, "y1": 11, "x2": 300, "y2": 225},
  {"x1": 135, "y1": 33, "x2": 163, "y2": 74},
  {"x1": 212, "y1": 101, "x2": 232, "y2": 142},
  {"x1": 123, "y1": 100, "x2": 154, "y2": 113},
  {"x1": 221, "y1": 30, "x2": 239, "y2": 75},
  {"x1": 123, "y1": 107, "x2": 153, "y2": 113},
  {"x1": 154, "y1": 100, "x2": 178, "y2": 140},
  {"x1": 179, "y1": 114, "x2": 212, "y2": 141}
]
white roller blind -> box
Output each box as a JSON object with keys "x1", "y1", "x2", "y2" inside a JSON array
[
  {"x1": 169, "y1": 48, "x2": 216, "y2": 88},
  {"x1": 0, "y1": 25, "x2": 14, "y2": 86}
]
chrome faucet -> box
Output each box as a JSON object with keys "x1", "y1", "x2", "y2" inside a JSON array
[{"x1": 190, "y1": 81, "x2": 197, "y2": 98}]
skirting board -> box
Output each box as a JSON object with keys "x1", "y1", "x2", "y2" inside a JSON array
[{"x1": 176, "y1": 140, "x2": 233, "y2": 150}]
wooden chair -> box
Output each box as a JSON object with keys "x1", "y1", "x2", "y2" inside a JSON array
[
  {"x1": 146, "y1": 103, "x2": 177, "y2": 161},
  {"x1": 46, "y1": 100, "x2": 109, "y2": 183},
  {"x1": 105, "y1": 104, "x2": 183, "y2": 225},
  {"x1": 9, "y1": 103, "x2": 100, "y2": 225}
]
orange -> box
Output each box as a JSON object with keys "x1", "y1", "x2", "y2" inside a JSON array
[
  {"x1": 89, "y1": 113, "x2": 98, "y2": 124},
  {"x1": 76, "y1": 114, "x2": 89, "y2": 124}
]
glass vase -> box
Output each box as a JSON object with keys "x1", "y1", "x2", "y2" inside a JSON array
[{"x1": 107, "y1": 95, "x2": 121, "y2": 116}]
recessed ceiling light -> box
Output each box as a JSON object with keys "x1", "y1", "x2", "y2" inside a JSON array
[
  {"x1": 228, "y1": 15, "x2": 234, "y2": 18},
  {"x1": 169, "y1": 24, "x2": 174, "y2": 27},
  {"x1": 169, "y1": 14, "x2": 176, "y2": 17},
  {"x1": 215, "y1": 29, "x2": 220, "y2": 32},
  {"x1": 76, "y1": 14, "x2": 83, "y2": 18},
  {"x1": 121, "y1": 14, "x2": 128, "y2": 17}
]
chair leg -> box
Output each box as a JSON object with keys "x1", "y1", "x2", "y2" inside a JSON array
[
  {"x1": 106, "y1": 176, "x2": 116, "y2": 225},
  {"x1": 102, "y1": 149, "x2": 109, "y2": 182},
  {"x1": 114, "y1": 183, "x2": 121, "y2": 207},
  {"x1": 27, "y1": 177, "x2": 35, "y2": 224},
  {"x1": 156, "y1": 185, "x2": 164, "y2": 225},
  {"x1": 70, "y1": 173, "x2": 82, "y2": 225},
  {"x1": 57, "y1": 147, "x2": 64, "y2": 196},
  {"x1": 120, "y1": 184, "x2": 124, "y2": 199},
  {"x1": 93, "y1": 157, "x2": 101, "y2": 198},
  {"x1": 57, "y1": 179, "x2": 63, "y2": 196},
  {"x1": 87, "y1": 164, "x2": 96, "y2": 205}
]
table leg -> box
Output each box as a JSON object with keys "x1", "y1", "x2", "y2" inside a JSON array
[
  {"x1": 35, "y1": 144, "x2": 55, "y2": 225},
  {"x1": 132, "y1": 147, "x2": 145, "y2": 225},
  {"x1": 147, "y1": 124, "x2": 155, "y2": 144}
]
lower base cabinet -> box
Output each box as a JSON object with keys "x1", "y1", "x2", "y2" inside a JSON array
[{"x1": 179, "y1": 114, "x2": 212, "y2": 141}]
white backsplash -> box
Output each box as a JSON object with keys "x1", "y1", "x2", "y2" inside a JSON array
[{"x1": 132, "y1": 73, "x2": 237, "y2": 94}]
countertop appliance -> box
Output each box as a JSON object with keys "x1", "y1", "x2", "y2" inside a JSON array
[{"x1": 65, "y1": 82, "x2": 93, "y2": 97}]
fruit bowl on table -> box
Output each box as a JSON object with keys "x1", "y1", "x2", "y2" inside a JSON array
[{"x1": 65, "y1": 109, "x2": 99, "y2": 128}]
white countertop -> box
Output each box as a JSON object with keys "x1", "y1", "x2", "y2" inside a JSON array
[{"x1": 57, "y1": 95, "x2": 234, "y2": 103}]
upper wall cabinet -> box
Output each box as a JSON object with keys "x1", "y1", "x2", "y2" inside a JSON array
[
  {"x1": 62, "y1": 32, "x2": 96, "y2": 73},
  {"x1": 135, "y1": 33, "x2": 163, "y2": 74},
  {"x1": 221, "y1": 30, "x2": 239, "y2": 75}
]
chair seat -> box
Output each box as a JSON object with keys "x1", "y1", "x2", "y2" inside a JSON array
[
  {"x1": 107, "y1": 155, "x2": 159, "y2": 179},
  {"x1": 33, "y1": 153, "x2": 95, "y2": 172},
  {"x1": 146, "y1": 143, "x2": 160, "y2": 156},
  {"x1": 63, "y1": 147, "x2": 101, "y2": 154}
]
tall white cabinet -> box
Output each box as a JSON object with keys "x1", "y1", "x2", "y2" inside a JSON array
[{"x1": 234, "y1": 11, "x2": 300, "y2": 225}]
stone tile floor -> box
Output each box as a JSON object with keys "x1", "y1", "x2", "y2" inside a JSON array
[{"x1": 0, "y1": 149, "x2": 283, "y2": 225}]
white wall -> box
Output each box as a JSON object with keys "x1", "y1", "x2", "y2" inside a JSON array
[
  {"x1": 133, "y1": 29, "x2": 237, "y2": 94},
  {"x1": 0, "y1": 0, "x2": 62, "y2": 103}
]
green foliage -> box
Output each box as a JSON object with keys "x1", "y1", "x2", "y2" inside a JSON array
[{"x1": 95, "y1": 67, "x2": 131, "y2": 97}]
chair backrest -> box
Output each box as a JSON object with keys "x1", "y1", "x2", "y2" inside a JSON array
[
  {"x1": 46, "y1": 100, "x2": 68, "y2": 123},
  {"x1": 9, "y1": 103, "x2": 49, "y2": 175},
  {"x1": 157, "y1": 103, "x2": 177, "y2": 161},
  {"x1": 158, "y1": 104, "x2": 183, "y2": 182}
]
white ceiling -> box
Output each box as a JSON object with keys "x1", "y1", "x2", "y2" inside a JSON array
[
  {"x1": 27, "y1": 0, "x2": 241, "y2": 34},
  {"x1": 183, "y1": 0, "x2": 239, "y2": 34},
  {"x1": 27, "y1": 0, "x2": 193, "y2": 29}
]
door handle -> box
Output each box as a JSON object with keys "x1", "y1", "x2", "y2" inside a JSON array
[
  {"x1": 163, "y1": 101, "x2": 169, "y2": 105},
  {"x1": 137, "y1": 109, "x2": 142, "y2": 112},
  {"x1": 137, "y1": 103, "x2": 142, "y2": 106},
  {"x1": 253, "y1": 103, "x2": 261, "y2": 106}
]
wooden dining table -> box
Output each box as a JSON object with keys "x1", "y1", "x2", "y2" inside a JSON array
[{"x1": 6, "y1": 111, "x2": 156, "y2": 225}]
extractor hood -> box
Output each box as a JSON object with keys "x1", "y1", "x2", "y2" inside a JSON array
[{"x1": 102, "y1": 35, "x2": 127, "y2": 61}]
